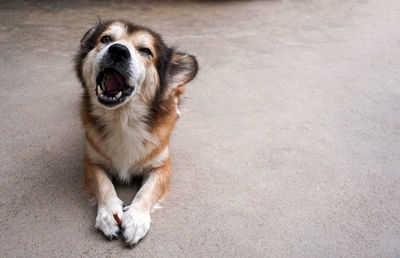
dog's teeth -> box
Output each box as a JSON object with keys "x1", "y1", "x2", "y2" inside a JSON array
[
  {"x1": 97, "y1": 85, "x2": 103, "y2": 94},
  {"x1": 115, "y1": 91, "x2": 122, "y2": 99}
]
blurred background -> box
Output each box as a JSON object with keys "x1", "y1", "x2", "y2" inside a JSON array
[{"x1": 1, "y1": 0, "x2": 399, "y2": 257}]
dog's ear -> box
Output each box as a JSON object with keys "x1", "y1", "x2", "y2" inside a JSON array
[
  {"x1": 166, "y1": 53, "x2": 198, "y2": 89},
  {"x1": 80, "y1": 26, "x2": 96, "y2": 50}
]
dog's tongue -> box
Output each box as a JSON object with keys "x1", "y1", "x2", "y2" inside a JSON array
[{"x1": 105, "y1": 71, "x2": 125, "y2": 94}]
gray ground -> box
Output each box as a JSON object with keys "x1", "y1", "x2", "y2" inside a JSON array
[{"x1": 1, "y1": 0, "x2": 400, "y2": 257}]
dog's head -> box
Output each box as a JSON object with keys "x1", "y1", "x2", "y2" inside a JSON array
[{"x1": 75, "y1": 20, "x2": 198, "y2": 109}]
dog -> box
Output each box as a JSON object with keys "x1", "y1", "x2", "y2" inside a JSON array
[{"x1": 74, "y1": 19, "x2": 198, "y2": 245}]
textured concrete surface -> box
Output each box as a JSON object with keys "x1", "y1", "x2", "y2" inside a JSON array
[{"x1": 1, "y1": 0, "x2": 400, "y2": 257}]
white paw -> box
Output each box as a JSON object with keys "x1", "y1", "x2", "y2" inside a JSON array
[
  {"x1": 95, "y1": 198, "x2": 123, "y2": 239},
  {"x1": 121, "y1": 205, "x2": 151, "y2": 245}
]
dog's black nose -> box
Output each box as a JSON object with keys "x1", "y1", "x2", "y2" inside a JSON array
[{"x1": 108, "y1": 43, "x2": 130, "y2": 63}]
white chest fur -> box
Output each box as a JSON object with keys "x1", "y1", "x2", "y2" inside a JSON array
[
  {"x1": 104, "y1": 117, "x2": 152, "y2": 177},
  {"x1": 89, "y1": 98, "x2": 157, "y2": 181}
]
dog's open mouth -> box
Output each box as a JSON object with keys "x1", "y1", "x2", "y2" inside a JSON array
[{"x1": 95, "y1": 68, "x2": 135, "y2": 107}]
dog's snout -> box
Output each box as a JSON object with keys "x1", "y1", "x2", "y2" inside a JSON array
[{"x1": 109, "y1": 43, "x2": 130, "y2": 63}]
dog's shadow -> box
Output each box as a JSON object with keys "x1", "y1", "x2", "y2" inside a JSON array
[{"x1": 113, "y1": 177, "x2": 142, "y2": 206}]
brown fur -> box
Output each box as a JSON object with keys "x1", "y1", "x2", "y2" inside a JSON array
[
  {"x1": 75, "y1": 20, "x2": 198, "y2": 244},
  {"x1": 81, "y1": 93, "x2": 110, "y2": 162},
  {"x1": 83, "y1": 153, "x2": 117, "y2": 204}
]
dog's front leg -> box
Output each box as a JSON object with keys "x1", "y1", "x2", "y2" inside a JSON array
[
  {"x1": 122, "y1": 158, "x2": 171, "y2": 245},
  {"x1": 83, "y1": 155, "x2": 123, "y2": 239}
]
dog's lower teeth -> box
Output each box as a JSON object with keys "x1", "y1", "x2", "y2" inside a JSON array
[{"x1": 96, "y1": 77, "x2": 133, "y2": 105}]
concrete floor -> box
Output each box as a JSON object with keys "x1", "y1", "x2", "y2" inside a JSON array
[{"x1": 1, "y1": 0, "x2": 400, "y2": 257}]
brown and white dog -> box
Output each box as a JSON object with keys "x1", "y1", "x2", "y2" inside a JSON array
[{"x1": 74, "y1": 20, "x2": 198, "y2": 245}]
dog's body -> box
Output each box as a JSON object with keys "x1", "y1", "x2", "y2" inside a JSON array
[{"x1": 75, "y1": 20, "x2": 198, "y2": 245}]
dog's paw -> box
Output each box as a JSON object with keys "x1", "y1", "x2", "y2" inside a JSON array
[
  {"x1": 95, "y1": 198, "x2": 123, "y2": 239},
  {"x1": 121, "y1": 205, "x2": 151, "y2": 246}
]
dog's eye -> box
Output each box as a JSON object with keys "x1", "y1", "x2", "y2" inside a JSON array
[
  {"x1": 138, "y1": 47, "x2": 153, "y2": 57},
  {"x1": 100, "y1": 35, "x2": 112, "y2": 44}
]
